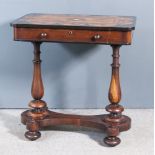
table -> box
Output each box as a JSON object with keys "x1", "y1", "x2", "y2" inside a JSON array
[{"x1": 11, "y1": 13, "x2": 136, "y2": 146}]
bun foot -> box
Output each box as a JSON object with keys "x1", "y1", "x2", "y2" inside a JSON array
[
  {"x1": 104, "y1": 136, "x2": 121, "y2": 147},
  {"x1": 25, "y1": 131, "x2": 41, "y2": 141}
]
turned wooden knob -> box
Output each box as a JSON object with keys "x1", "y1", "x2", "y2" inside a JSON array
[
  {"x1": 40, "y1": 32, "x2": 47, "y2": 39},
  {"x1": 92, "y1": 34, "x2": 101, "y2": 41}
]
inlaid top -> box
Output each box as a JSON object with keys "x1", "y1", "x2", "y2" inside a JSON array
[{"x1": 11, "y1": 13, "x2": 136, "y2": 31}]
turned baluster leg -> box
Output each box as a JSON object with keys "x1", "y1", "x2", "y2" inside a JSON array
[
  {"x1": 104, "y1": 45, "x2": 124, "y2": 146},
  {"x1": 25, "y1": 42, "x2": 49, "y2": 141}
]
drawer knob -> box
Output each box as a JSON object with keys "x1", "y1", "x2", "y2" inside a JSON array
[
  {"x1": 40, "y1": 33, "x2": 47, "y2": 38},
  {"x1": 92, "y1": 34, "x2": 101, "y2": 41}
]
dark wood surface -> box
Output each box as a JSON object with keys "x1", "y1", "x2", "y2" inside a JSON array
[
  {"x1": 14, "y1": 28, "x2": 132, "y2": 44},
  {"x1": 11, "y1": 14, "x2": 136, "y2": 147},
  {"x1": 12, "y1": 14, "x2": 136, "y2": 44},
  {"x1": 11, "y1": 13, "x2": 136, "y2": 31}
]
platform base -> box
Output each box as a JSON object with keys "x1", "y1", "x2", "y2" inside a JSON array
[{"x1": 21, "y1": 110, "x2": 131, "y2": 146}]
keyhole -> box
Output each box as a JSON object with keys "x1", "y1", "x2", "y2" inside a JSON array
[{"x1": 68, "y1": 31, "x2": 73, "y2": 35}]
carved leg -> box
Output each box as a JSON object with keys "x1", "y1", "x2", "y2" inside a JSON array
[
  {"x1": 24, "y1": 42, "x2": 49, "y2": 140},
  {"x1": 21, "y1": 43, "x2": 130, "y2": 144},
  {"x1": 104, "y1": 45, "x2": 124, "y2": 146}
]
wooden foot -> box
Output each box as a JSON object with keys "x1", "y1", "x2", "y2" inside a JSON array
[
  {"x1": 25, "y1": 131, "x2": 41, "y2": 141},
  {"x1": 104, "y1": 136, "x2": 121, "y2": 147}
]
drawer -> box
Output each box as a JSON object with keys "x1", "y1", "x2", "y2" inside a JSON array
[{"x1": 14, "y1": 28, "x2": 132, "y2": 44}]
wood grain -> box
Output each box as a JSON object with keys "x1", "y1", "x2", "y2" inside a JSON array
[
  {"x1": 14, "y1": 28, "x2": 132, "y2": 44},
  {"x1": 109, "y1": 45, "x2": 121, "y2": 104},
  {"x1": 22, "y1": 110, "x2": 131, "y2": 146},
  {"x1": 10, "y1": 13, "x2": 136, "y2": 147},
  {"x1": 11, "y1": 13, "x2": 136, "y2": 31}
]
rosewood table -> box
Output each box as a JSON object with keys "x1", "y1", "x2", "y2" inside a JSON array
[{"x1": 11, "y1": 13, "x2": 136, "y2": 146}]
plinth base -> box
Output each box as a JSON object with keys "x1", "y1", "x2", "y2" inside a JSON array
[{"x1": 21, "y1": 110, "x2": 131, "y2": 146}]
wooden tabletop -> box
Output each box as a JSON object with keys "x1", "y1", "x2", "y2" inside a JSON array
[{"x1": 11, "y1": 13, "x2": 136, "y2": 31}]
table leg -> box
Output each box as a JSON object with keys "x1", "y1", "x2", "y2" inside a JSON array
[
  {"x1": 21, "y1": 43, "x2": 131, "y2": 145},
  {"x1": 103, "y1": 45, "x2": 127, "y2": 146},
  {"x1": 24, "y1": 42, "x2": 49, "y2": 140}
]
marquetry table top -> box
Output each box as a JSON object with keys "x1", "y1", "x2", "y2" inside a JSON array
[{"x1": 11, "y1": 13, "x2": 136, "y2": 31}]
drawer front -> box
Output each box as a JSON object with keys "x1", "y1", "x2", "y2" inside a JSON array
[{"x1": 14, "y1": 28, "x2": 132, "y2": 44}]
